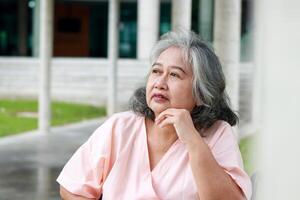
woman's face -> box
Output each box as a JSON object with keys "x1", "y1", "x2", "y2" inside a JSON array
[{"x1": 146, "y1": 46, "x2": 197, "y2": 117}]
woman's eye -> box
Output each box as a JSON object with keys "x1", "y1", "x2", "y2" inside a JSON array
[
  {"x1": 170, "y1": 72, "x2": 180, "y2": 78},
  {"x1": 152, "y1": 69, "x2": 160, "y2": 74}
]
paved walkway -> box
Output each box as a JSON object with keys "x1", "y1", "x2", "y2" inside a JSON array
[{"x1": 0, "y1": 118, "x2": 106, "y2": 200}]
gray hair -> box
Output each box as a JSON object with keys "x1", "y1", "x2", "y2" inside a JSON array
[{"x1": 129, "y1": 30, "x2": 238, "y2": 135}]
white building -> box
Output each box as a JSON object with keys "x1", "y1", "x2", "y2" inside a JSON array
[{"x1": 0, "y1": 0, "x2": 254, "y2": 137}]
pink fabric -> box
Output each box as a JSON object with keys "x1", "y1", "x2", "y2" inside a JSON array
[{"x1": 57, "y1": 111, "x2": 252, "y2": 200}]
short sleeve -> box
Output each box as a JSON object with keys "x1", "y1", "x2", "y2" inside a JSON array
[
  {"x1": 56, "y1": 116, "x2": 116, "y2": 199},
  {"x1": 208, "y1": 122, "x2": 252, "y2": 200}
]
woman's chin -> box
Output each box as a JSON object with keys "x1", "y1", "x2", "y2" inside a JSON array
[{"x1": 150, "y1": 106, "x2": 170, "y2": 117}]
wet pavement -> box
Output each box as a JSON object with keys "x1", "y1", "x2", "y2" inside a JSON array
[{"x1": 0, "y1": 118, "x2": 106, "y2": 200}]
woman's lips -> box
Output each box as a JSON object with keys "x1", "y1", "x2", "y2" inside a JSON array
[{"x1": 152, "y1": 94, "x2": 168, "y2": 103}]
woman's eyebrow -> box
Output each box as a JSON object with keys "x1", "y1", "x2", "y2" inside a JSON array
[
  {"x1": 170, "y1": 66, "x2": 186, "y2": 74},
  {"x1": 152, "y1": 62, "x2": 162, "y2": 67},
  {"x1": 152, "y1": 62, "x2": 186, "y2": 74}
]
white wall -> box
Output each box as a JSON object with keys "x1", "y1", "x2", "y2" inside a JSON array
[
  {"x1": 0, "y1": 58, "x2": 149, "y2": 109},
  {"x1": 255, "y1": 0, "x2": 300, "y2": 199}
]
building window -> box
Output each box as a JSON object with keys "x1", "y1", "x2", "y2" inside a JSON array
[
  {"x1": 160, "y1": 2, "x2": 171, "y2": 36},
  {"x1": 119, "y1": 2, "x2": 137, "y2": 58},
  {"x1": 240, "y1": 0, "x2": 254, "y2": 62},
  {"x1": 58, "y1": 18, "x2": 81, "y2": 33},
  {"x1": 0, "y1": 0, "x2": 32, "y2": 56}
]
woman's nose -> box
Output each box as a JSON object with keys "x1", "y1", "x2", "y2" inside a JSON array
[{"x1": 154, "y1": 76, "x2": 168, "y2": 90}]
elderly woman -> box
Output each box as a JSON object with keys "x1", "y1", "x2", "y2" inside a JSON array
[{"x1": 57, "y1": 30, "x2": 252, "y2": 200}]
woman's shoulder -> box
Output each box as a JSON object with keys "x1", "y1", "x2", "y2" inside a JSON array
[
  {"x1": 203, "y1": 120, "x2": 236, "y2": 148},
  {"x1": 90, "y1": 111, "x2": 144, "y2": 145},
  {"x1": 108, "y1": 110, "x2": 143, "y2": 123},
  {"x1": 102, "y1": 111, "x2": 145, "y2": 148},
  {"x1": 91, "y1": 111, "x2": 142, "y2": 133},
  {"x1": 212, "y1": 120, "x2": 232, "y2": 131},
  {"x1": 102, "y1": 111, "x2": 145, "y2": 132},
  {"x1": 204, "y1": 120, "x2": 232, "y2": 135}
]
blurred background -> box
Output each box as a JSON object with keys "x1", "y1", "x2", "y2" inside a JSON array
[
  {"x1": 0, "y1": 0, "x2": 253, "y2": 118},
  {"x1": 0, "y1": 0, "x2": 299, "y2": 199}
]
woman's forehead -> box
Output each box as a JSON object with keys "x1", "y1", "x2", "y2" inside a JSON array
[{"x1": 155, "y1": 47, "x2": 192, "y2": 71}]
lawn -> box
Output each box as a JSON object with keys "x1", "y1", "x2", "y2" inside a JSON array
[{"x1": 0, "y1": 99, "x2": 106, "y2": 137}]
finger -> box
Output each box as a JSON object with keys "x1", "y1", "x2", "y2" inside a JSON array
[
  {"x1": 155, "y1": 108, "x2": 178, "y2": 123},
  {"x1": 155, "y1": 114, "x2": 172, "y2": 125},
  {"x1": 158, "y1": 116, "x2": 176, "y2": 128},
  {"x1": 155, "y1": 110, "x2": 169, "y2": 124}
]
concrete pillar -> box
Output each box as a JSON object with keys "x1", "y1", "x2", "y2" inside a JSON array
[
  {"x1": 38, "y1": 0, "x2": 53, "y2": 134},
  {"x1": 137, "y1": 0, "x2": 160, "y2": 59},
  {"x1": 251, "y1": 0, "x2": 262, "y2": 134},
  {"x1": 36, "y1": 139, "x2": 50, "y2": 199},
  {"x1": 172, "y1": 0, "x2": 192, "y2": 30},
  {"x1": 33, "y1": 0, "x2": 40, "y2": 57},
  {"x1": 36, "y1": 166, "x2": 50, "y2": 199},
  {"x1": 198, "y1": 0, "x2": 214, "y2": 42},
  {"x1": 213, "y1": 0, "x2": 241, "y2": 112},
  {"x1": 255, "y1": 0, "x2": 300, "y2": 199},
  {"x1": 18, "y1": 0, "x2": 28, "y2": 56},
  {"x1": 107, "y1": 0, "x2": 119, "y2": 115}
]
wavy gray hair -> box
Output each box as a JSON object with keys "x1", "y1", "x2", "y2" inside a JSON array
[{"x1": 129, "y1": 29, "x2": 238, "y2": 136}]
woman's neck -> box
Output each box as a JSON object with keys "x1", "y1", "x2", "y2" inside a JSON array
[{"x1": 146, "y1": 118, "x2": 178, "y2": 144}]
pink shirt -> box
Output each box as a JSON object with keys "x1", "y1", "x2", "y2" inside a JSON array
[{"x1": 57, "y1": 111, "x2": 252, "y2": 200}]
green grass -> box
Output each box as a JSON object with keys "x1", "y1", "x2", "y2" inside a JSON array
[
  {"x1": 239, "y1": 134, "x2": 256, "y2": 176},
  {"x1": 0, "y1": 99, "x2": 106, "y2": 137}
]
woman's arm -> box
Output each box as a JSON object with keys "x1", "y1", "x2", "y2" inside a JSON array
[
  {"x1": 60, "y1": 186, "x2": 98, "y2": 200},
  {"x1": 187, "y1": 135, "x2": 245, "y2": 200},
  {"x1": 156, "y1": 109, "x2": 246, "y2": 200}
]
